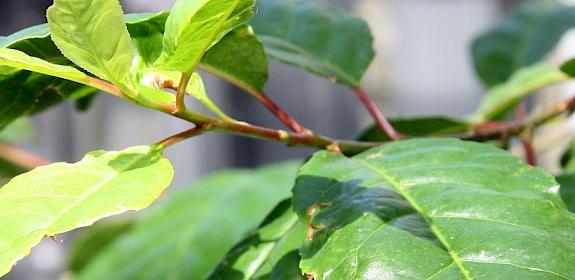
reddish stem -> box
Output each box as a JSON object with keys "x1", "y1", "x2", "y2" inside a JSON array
[
  {"x1": 253, "y1": 93, "x2": 306, "y2": 133},
  {"x1": 0, "y1": 143, "x2": 51, "y2": 170},
  {"x1": 515, "y1": 104, "x2": 537, "y2": 165},
  {"x1": 353, "y1": 87, "x2": 401, "y2": 140},
  {"x1": 156, "y1": 125, "x2": 208, "y2": 148}
]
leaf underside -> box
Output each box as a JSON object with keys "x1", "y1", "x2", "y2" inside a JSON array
[
  {"x1": 0, "y1": 145, "x2": 174, "y2": 277},
  {"x1": 294, "y1": 139, "x2": 575, "y2": 279}
]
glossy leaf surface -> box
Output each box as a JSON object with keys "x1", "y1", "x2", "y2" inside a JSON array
[
  {"x1": 77, "y1": 162, "x2": 300, "y2": 280},
  {"x1": 208, "y1": 200, "x2": 306, "y2": 280},
  {"x1": 294, "y1": 139, "x2": 575, "y2": 279},
  {"x1": 470, "y1": 63, "x2": 569, "y2": 122},
  {"x1": 249, "y1": 0, "x2": 374, "y2": 87},
  {"x1": 0, "y1": 145, "x2": 174, "y2": 277},
  {"x1": 359, "y1": 117, "x2": 471, "y2": 142},
  {"x1": 155, "y1": 0, "x2": 255, "y2": 73},
  {"x1": 47, "y1": 0, "x2": 134, "y2": 87},
  {"x1": 471, "y1": 0, "x2": 573, "y2": 87}
]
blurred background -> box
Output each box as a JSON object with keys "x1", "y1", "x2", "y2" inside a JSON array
[{"x1": 1, "y1": 0, "x2": 568, "y2": 279}]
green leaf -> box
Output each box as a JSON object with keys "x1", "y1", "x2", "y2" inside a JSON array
[
  {"x1": 155, "y1": 0, "x2": 255, "y2": 73},
  {"x1": 208, "y1": 199, "x2": 306, "y2": 280},
  {"x1": 201, "y1": 24, "x2": 268, "y2": 93},
  {"x1": 471, "y1": 0, "x2": 574, "y2": 87},
  {"x1": 77, "y1": 162, "x2": 300, "y2": 280},
  {"x1": 556, "y1": 174, "x2": 575, "y2": 213},
  {"x1": 249, "y1": 0, "x2": 374, "y2": 87},
  {"x1": 126, "y1": 12, "x2": 170, "y2": 67},
  {"x1": 47, "y1": 0, "x2": 134, "y2": 88},
  {"x1": 470, "y1": 63, "x2": 569, "y2": 123},
  {"x1": 68, "y1": 218, "x2": 134, "y2": 273},
  {"x1": 0, "y1": 145, "x2": 174, "y2": 277},
  {"x1": 359, "y1": 117, "x2": 471, "y2": 142},
  {"x1": 0, "y1": 72, "x2": 96, "y2": 131},
  {"x1": 0, "y1": 48, "x2": 89, "y2": 85},
  {"x1": 294, "y1": 139, "x2": 575, "y2": 279}
]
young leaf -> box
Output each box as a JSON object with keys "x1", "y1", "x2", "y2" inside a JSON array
[
  {"x1": 155, "y1": 0, "x2": 255, "y2": 73},
  {"x1": 470, "y1": 63, "x2": 569, "y2": 123},
  {"x1": 471, "y1": 0, "x2": 571, "y2": 87},
  {"x1": 0, "y1": 145, "x2": 174, "y2": 277},
  {"x1": 294, "y1": 139, "x2": 575, "y2": 279},
  {"x1": 0, "y1": 48, "x2": 89, "y2": 85},
  {"x1": 208, "y1": 200, "x2": 306, "y2": 279},
  {"x1": 47, "y1": 0, "x2": 134, "y2": 88},
  {"x1": 556, "y1": 174, "x2": 575, "y2": 212},
  {"x1": 249, "y1": 0, "x2": 375, "y2": 87},
  {"x1": 76, "y1": 162, "x2": 300, "y2": 280},
  {"x1": 359, "y1": 117, "x2": 471, "y2": 142}
]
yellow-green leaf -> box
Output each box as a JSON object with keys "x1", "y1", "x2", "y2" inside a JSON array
[
  {"x1": 0, "y1": 145, "x2": 174, "y2": 277},
  {"x1": 155, "y1": 0, "x2": 255, "y2": 73},
  {"x1": 47, "y1": 0, "x2": 134, "y2": 88}
]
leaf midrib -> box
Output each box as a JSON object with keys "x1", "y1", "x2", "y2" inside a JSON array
[{"x1": 349, "y1": 157, "x2": 473, "y2": 280}]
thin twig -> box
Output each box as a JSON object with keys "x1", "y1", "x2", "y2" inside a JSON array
[
  {"x1": 353, "y1": 86, "x2": 401, "y2": 141},
  {"x1": 198, "y1": 66, "x2": 308, "y2": 133},
  {"x1": 252, "y1": 93, "x2": 307, "y2": 133},
  {"x1": 515, "y1": 103, "x2": 537, "y2": 165},
  {"x1": 464, "y1": 95, "x2": 575, "y2": 141},
  {"x1": 156, "y1": 125, "x2": 209, "y2": 148},
  {"x1": 0, "y1": 143, "x2": 51, "y2": 170}
]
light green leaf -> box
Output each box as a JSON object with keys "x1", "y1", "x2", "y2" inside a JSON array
[
  {"x1": 208, "y1": 200, "x2": 306, "y2": 279},
  {"x1": 47, "y1": 0, "x2": 134, "y2": 88},
  {"x1": 249, "y1": 0, "x2": 374, "y2": 87},
  {"x1": 0, "y1": 48, "x2": 89, "y2": 85},
  {"x1": 471, "y1": 0, "x2": 569, "y2": 87},
  {"x1": 470, "y1": 63, "x2": 569, "y2": 123},
  {"x1": 155, "y1": 0, "x2": 255, "y2": 73},
  {"x1": 77, "y1": 162, "x2": 300, "y2": 280},
  {"x1": 359, "y1": 117, "x2": 471, "y2": 142},
  {"x1": 0, "y1": 145, "x2": 174, "y2": 277},
  {"x1": 294, "y1": 139, "x2": 575, "y2": 279}
]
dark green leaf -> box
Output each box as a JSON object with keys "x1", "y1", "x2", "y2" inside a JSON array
[
  {"x1": 155, "y1": 0, "x2": 255, "y2": 73},
  {"x1": 0, "y1": 71, "x2": 96, "y2": 131},
  {"x1": 556, "y1": 174, "x2": 575, "y2": 213},
  {"x1": 208, "y1": 199, "x2": 306, "y2": 280},
  {"x1": 249, "y1": 0, "x2": 374, "y2": 87},
  {"x1": 0, "y1": 145, "x2": 174, "y2": 277},
  {"x1": 471, "y1": 0, "x2": 573, "y2": 87},
  {"x1": 561, "y1": 140, "x2": 575, "y2": 173},
  {"x1": 77, "y1": 162, "x2": 300, "y2": 280},
  {"x1": 201, "y1": 24, "x2": 268, "y2": 93},
  {"x1": 359, "y1": 117, "x2": 471, "y2": 142},
  {"x1": 294, "y1": 139, "x2": 575, "y2": 279}
]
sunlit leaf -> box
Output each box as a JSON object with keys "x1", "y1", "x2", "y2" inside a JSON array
[{"x1": 0, "y1": 145, "x2": 174, "y2": 277}]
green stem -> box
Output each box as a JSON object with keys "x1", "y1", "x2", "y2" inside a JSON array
[
  {"x1": 93, "y1": 78, "x2": 380, "y2": 154},
  {"x1": 176, "y1": 72, "x2": 193, "y2": 113}
]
